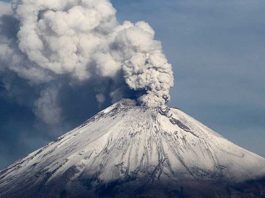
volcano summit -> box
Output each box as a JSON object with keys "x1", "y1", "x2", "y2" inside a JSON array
[
  {"x1": 0, "y1": 0, "x2": 265, "y2": 197},
  {"x1": 0, "y1": 99, "x2": 264, "y2": 197}
]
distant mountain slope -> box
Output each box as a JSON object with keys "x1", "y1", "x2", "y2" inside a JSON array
[{"x1": 0, "y1": 99, "x2": 265, "y2": 197}]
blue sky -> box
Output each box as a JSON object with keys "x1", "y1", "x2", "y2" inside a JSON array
[{"x1": 0, "y1": 0, "x2": 264, "y2": 169}]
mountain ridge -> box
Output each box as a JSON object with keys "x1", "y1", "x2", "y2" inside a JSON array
[{"x1": 0, "y1": 99, "x2": 265, "y2": 197}]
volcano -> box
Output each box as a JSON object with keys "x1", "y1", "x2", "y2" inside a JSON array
[{"x1": 0, "y1": 99, "x2": 265, "y2": 197}]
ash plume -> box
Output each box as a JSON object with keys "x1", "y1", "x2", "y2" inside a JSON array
[{"x1": 0, "y1": 0, "x2": 174, "y2": 125}]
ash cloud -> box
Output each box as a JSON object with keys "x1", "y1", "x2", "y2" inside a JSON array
[{"x1": 0, "y1": 0, "x2": 174, "y2": 127}]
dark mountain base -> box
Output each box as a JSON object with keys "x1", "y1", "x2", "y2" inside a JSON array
[{"x1": 1, "y1": 177, "x2": 264, "y2": 198}]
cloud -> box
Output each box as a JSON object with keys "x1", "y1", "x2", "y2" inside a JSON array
[
  {"x1": 0, "y1": 0, "x2": 174, "y2": 128},
  {"x1": 34, "y1": 87, "x2": 62, "y2": 125},
  {"x1": 0, "y1": 0, "x2": 173, "y2": 168},
  {"x1": 0, "y1": 0, "x2": 264, "y2": 169}
]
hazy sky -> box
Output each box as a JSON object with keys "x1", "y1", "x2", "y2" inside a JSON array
[{"x1": 0, "y1": 0, "x2": 264, "y2": 169}]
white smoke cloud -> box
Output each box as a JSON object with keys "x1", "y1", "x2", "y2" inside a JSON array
[
  {"x1": 0, "y1": 0, "x2": 174, "y2": 124},
  {"x1": 34, "y1": 87, "x2": 61, "y2": 125}
]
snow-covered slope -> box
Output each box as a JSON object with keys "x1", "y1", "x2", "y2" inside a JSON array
[{"x1": 0, "y1": 99, "x2": 265, "y2": 197}]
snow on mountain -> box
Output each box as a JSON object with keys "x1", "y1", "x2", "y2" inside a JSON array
[{"x1": 0, "y1": 99, "x2": 265, "y2": 197}]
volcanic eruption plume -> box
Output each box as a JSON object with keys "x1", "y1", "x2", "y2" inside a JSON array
[{"x1": 0, "y1": 0, "x2": 174, "y2": 126}]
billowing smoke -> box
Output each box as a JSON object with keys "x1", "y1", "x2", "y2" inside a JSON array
[{"x1": 0, "y1": 0, "x2": 174, "y2": 125}]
